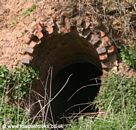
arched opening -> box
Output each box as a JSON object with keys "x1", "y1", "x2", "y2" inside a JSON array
[{"x1": 29, "y1": 32, "x2": 103, "y2": 124}]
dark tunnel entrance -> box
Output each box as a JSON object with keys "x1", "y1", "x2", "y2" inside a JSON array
[
  {"x1": 29, "y1": 32, "x2": 103, "y2": 124},
  {"x1": 50, "y1": 62, "x2": 101, "y2": 123}
]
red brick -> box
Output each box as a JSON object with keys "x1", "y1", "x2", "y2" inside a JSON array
[
  {"x1": 99, "y1": 53, "x2": 108, "y2": 61},
  {"x1": 34, "y1": 24, "x2": 42, "y2": 31},
  {"x1": 29, "y1": 41, "x2": 37, "y2": 48},
  {"x1": 35, "y1": 31, "x2": 43, "y2": 39}
]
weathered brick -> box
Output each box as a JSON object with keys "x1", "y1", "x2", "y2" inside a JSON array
[
  {"x1": 97, "y1": 47, "x2": 107, "y2": 54},
  {"x1": 29, "y1": 41, "x2": 37, "y2": 48},
  {"x1": 108, "y1": 45, "x2": 116, "y2": 54},
  {"x1": 25, "y1": 47, "x2": 34, "y2": 54},
  {"x1": 20, "y1": 58, "x2": 31, "y2": 64},
  {"x1": 35, "y1": 31, "x2": 44, "y2": 39},
  {"x1": 99, "y1": 53, "x2": 108, "y2": 61},
  {"x1": 34, "y1": 24, "x2": 42, "y2": 31}
]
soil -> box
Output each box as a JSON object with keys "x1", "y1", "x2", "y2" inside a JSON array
[
  {"x1": 0, "y1": 0, "x2": 43, "y2": 68},
  {"x1": 0, "y1": 0, "x2": 77, "y2": 68},
  {"x1": 0, "y1": 0, "x2": 136, "y2": 76}
]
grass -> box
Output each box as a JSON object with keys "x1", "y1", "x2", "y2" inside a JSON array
[
  {"x1": 1, "y1": 65, "x2": 135, "y2": 130},
  {"x1": 121, "y1": 45, "x2": 136, "y2": 70},
  {"x1": 0, "y1": 65, "x2": 67, "y2": 129},
  {"x1": 0, "y1": 65, "x2": 39, "y2": 129},
  {"x1": 67, "y1": 72, "x2": 136, "y2": 130}
]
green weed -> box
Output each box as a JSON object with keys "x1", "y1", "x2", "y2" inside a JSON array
[
  {"x1": 22, "y1": 4, "x2": 36, "y2": 17},
  {"x1": 121, "y1": 46, "x2": 136, "y2": 70},
  {"x1": 11, "y1": 65, "x2": 39, "y2": 100},
  {"x1": 0, "y1": 65, "x2": 39, "y2": 127}
]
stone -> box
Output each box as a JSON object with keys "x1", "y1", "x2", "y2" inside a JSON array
[
  {"x1": 97, "y1": 47, "x2": 107, "y2": 54},
  {"x1": 20, "y1": 58, "x2": 31, "y2": 64},
  {"x1": 25, "y1": 47, "x2": 34, "y2": 54}
]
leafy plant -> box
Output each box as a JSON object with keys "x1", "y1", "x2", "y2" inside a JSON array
[
  {"x1": 0, "y1": 65, "x2": 39, "y2": 101},
  {"x1": 22, "y1": 4, "x2": 37, "y2": 16},
  {"x1": 0, "y1": 66, "x2": 11, "y2": 94},
  {"x1": 10, "y1": 65, "x2": 39, "y2": 100},
  {"x1": 0, "y1": 66, "x2": 11, "y2": 105},
  {"x1": 121, "y1": 46, "x2": 136, "y2": 70},
  {"x1": 0, "y1": 65, "x2": 39, "y2": 127}
]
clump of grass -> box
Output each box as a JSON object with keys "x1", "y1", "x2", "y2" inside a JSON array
[{"x1": 22, "y1": 4, "x2": 37, "y2": 16}]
